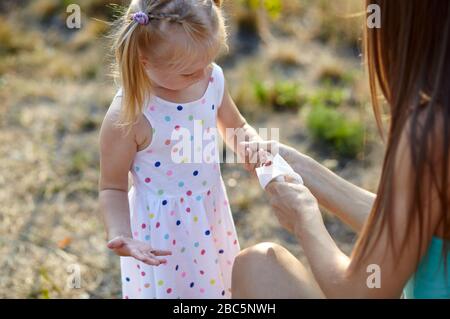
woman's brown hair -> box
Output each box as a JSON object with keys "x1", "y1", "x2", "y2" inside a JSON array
[{"x1": 350, "y1": 0, "x2": 450, "y2": 273}]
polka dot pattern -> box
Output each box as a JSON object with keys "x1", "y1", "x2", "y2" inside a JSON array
[{"x1": 120, "y1": 63, "x2": 239, "y2": 299}]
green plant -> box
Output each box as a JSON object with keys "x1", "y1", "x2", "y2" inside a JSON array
[
  {"x1": 253, "y1": 80, "x2": 271, "y2": 105},
  {"x1": 238, "y1": 0, "x2": 283, "y2": 19},
  {"x1": 272, "y1": 81, "x2": 303, "y2": 110},
  {"x1": 306, "y1": 104, "x2": 364, "y2": 158},
  {"x1": 309, "y1": 87, "x2": 349, "y2": 108},
  {"x1": 253, "y1": 80, "x2": 304, "y2": 111}
]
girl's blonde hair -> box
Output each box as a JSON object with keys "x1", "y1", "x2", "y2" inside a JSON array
[{"x1": 111, "y1": 0, "x2": 227, "y2": 131}]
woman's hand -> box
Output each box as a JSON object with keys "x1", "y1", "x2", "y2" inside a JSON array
[
  {"x1": 107, "y1": 236, "x2": 172, "y2": 266},
  {"x1": 266, "y1": 178, "x2": 323, "y2": 234}
]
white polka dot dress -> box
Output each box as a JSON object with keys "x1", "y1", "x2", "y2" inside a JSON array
[{"x1": 116, "y1": 63, "x2": 241, "y2": 299}]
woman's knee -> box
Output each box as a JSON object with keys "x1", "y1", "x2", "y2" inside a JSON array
[
  {"x1": 232, "y1": 242, "x2": 325, "y2": 299},
  {"x1": 231, "y1": 242, "x2": 288, "y2": 296},
  {"x1": 234, "y1": 242, "x2": 284, "y2": 273}
]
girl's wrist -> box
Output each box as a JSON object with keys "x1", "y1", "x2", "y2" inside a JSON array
[{"x1": 108, "y1": 230, "x2": 132, "y2": 242}]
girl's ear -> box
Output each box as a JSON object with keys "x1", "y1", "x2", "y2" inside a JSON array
[{"x1": 140, "y1": 56, "x2": 150, "y2": 68}]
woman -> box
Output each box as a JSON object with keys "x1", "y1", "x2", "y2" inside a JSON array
[{"x1": 232, "y1": 0, "x2": 450, "y2": 299}]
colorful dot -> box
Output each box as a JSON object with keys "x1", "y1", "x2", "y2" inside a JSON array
[
  {"x1": 205, "y1": 230, "x2": 211, "y2": 236},
  {"x1": 149, "y1": 213, "x2": 155, "y2": 219},
  {"x1": 200, "y1": 270, "x2": 205, "y2": 275},
  {"x1": 188, "y1": 115, "x2": 194, "y2": 121},
  {"x1": 177, "y1": 105, "x2": 183, "y2": 111},
  {"x1": 201, "y1": 249, "x2": 206, "y2": 255},
  {"x1": 202, "y1": 181, "x2": 208, "y2": 186},
  {"x1": 196, "y1": 195, "x2": 202, "y2": 201},
  {"x1": 125, "y1": 277, "x2": 130, "y2": 282},
  {"x1": 212, "y1": 104, "x2": 215, "y2": 110},
  {"x1": 155, "y1": 161, "x2": 161, "y2": 168},
  {"x1": 165, "y1": 116, "x2": 171, "y2": 122},
  {"x1": 156, "y1": 222, "x2": 161, "y2": 228},
  {"x1": 144, "y1": 283, "x2": 151, "y2": 288},
  {"x1": 158, "y1": 190, "x2": 164, "y2": 196},
  {"x1": 219, "y1": 249, "x2": 224, "y2": 254},
  {"x1": 162, "y1": 200, "x2": 168, "y2": 206},
  {"x1": 141, "y1": 223, "x2": 146, "y2": 229},
  {"x1": 176, "y1": 220, "x2": 181, "y2": 226},
  {"x1": 186, "y1": 207, "x2": 191, "y2": 213},
  {"x1": 221, "y1": 290, "x2": 225, "y2": 296},
  {"x1": 181, "y1": 247, "x2": 186, "y2": 253},
  {"x1": 175, "y1": 265, "x2": 179, "y2": 271},
  {"x1": 186, "y1": 191, "x2": 192, "y2": 196},
  {"x1": 158, "y1": 280, "x2": 164, "y2": 286},
  {"x1": 194, "y1": 242, "x2": 200, "y2": 248},
  {"x1": 172, "y1": 239, "x2": 176, "y2": 245},
  {"x1": 193, "y1": 216, "x2": 198, "y2": 222},
  {"x1": 200, "y1": 288, "x2": 205, "y2": 294},
  {"x1": 210, "y1": 279, "x2": 216, "y2": 285},
  {"x1": 181, "y1": 271, "x2": 187, "y2": 278},
  {"x1": 167, "y1": 170, "x2": 173, "y2": 176},
  {"x1": 145, "y1": 177, "x2": 151, "y2": 183},
  {"x1": 164, "y1": 139, "x2": 171, "y2": 146},
  {"x1": 178, "y1": 181, "x2": 184, "y2": 187},
  {"x1": 145, "y1": 235, "x2": 150, "y2": 241},
  {"x1": 175, "y1": 125, "x2": 181, "y2": 131},
  {"x1": 141, "y1": 271, "x2": 146, "y2": 276},
  {"x1": 164, "y1": 234, "x2": 170, "y2": 240},
  {"x1": 190, "y1": 282, "x2": 195, "y2": 288},
  {"x1": 193, "y1": 170, "x2": 199, "y2": 176},
  {"x1": 167, "y1": 288, "x2": 172, "y2": 294}
]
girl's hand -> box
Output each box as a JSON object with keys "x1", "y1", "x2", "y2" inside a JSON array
[
  {"x1": 107, "y1": 236, "x2": 172, "y2": 266},
  {"x1": 265, "y1": 178, "x2": 323, "y2": 234},
  {"x1": 238, "y1": 140, "x2": 299, "y2": 171}
]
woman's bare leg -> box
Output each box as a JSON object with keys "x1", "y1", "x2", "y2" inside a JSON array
[{"x1": 232, "y1": 242, "x2": 325, "y2": 299}]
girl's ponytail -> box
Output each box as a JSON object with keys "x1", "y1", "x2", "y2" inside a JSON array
[{"x1": 115, "y1": 22, "x2": 151, "y2": 133}]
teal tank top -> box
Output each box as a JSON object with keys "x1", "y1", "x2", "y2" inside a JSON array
[{"x1": 404, "y1": 237, "x2": 450, "y2": 298}]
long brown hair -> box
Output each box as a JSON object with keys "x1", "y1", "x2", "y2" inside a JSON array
[
  {"x1": 110, "y1": 0, "x2": 226, "y2": 132},
  {"x1": 351, "y1": 0, "x2": 450, "y2": 272}
]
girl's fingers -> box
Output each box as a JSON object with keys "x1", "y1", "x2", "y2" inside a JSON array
[
  {"x1": 134, "y1": 251, "x2": 161, "y2": 266},
  {"x1": 107, "y1": 237, "x2": 126, "y2": 249},
  {"x1": 151, "y1": 250, "x2": 172, "y2": 256}
]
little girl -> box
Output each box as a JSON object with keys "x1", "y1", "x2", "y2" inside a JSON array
[{"x1": 99, "y1": 0, "x2": 261, "y2": 299}]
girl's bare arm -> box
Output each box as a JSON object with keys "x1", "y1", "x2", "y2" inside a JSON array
[{"x1": 98, "y1": 97, "x2": 137, "y2": 241}]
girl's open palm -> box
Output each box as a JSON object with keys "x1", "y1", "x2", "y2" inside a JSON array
[{"x1": 107, "y1": 236, "x2": 172, "y2": 266}]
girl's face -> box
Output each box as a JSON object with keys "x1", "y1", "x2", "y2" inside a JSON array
[
  {"x1": 143, "y1": 57, "x2": 212, "y2": 91},
  {"x1": 140, "y1": 28, "x2": 220, "y2": 92}
]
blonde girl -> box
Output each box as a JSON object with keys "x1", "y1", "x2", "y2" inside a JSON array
[{"x1": 99, "y1": 0, "x2": 261, "y2": 299}]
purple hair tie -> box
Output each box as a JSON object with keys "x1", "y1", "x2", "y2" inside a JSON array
[{"x1": 132, "y1": 11, "x2": 149, "y2": 25}]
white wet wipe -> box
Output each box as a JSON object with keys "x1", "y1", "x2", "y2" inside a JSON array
[{"x1": 255, "y1": 153, "x2": 304, "y2": 190}]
